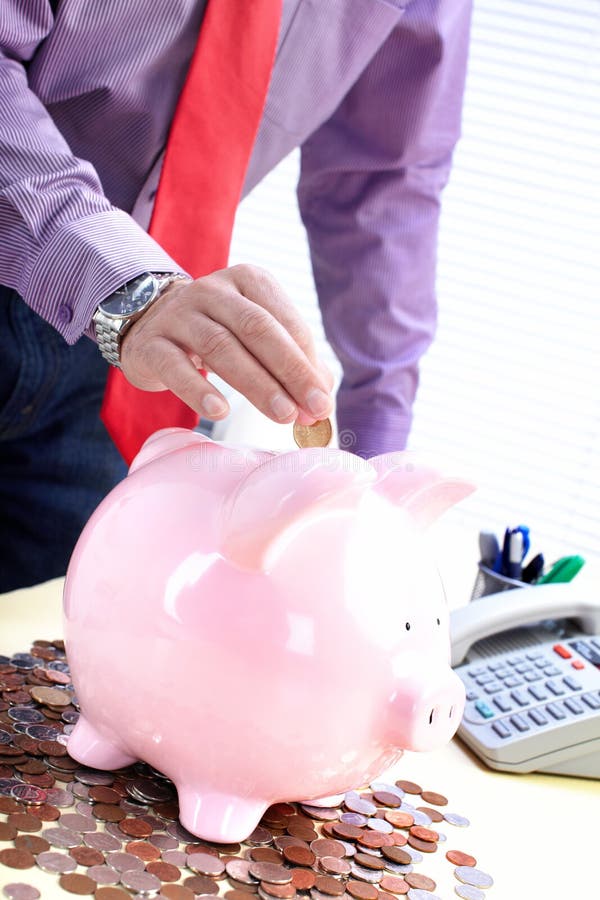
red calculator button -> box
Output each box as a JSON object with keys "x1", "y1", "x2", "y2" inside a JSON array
[
  {"x1": 571, "y1": 660, "x2": 585, "y2": 670},
  {"x1": 553, "y1": 644, "x2": 572, "y2": 659}
]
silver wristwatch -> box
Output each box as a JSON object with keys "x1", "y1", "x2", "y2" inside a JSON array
[{"x1": 93, "y1": 272, "x2": 190, "y2": 368}]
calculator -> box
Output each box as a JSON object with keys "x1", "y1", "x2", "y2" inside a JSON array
[{"x1": 449, "y1": 584, "x2": 600, "y2": 778}]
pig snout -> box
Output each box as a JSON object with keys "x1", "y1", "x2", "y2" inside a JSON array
[{"x1": 386, "y1": 669, "x2": 465, "y2": 752}]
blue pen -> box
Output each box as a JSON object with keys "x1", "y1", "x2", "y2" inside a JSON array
[
  {"x1": 495, "y1": 527, "x2": 511, "y2": 574},
  {"x1": 515, "y1": 524, "x2": 530, "y2": 559}
]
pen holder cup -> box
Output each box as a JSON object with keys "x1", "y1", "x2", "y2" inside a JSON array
[{"x1": 471, "y1": 562, "x2": 525, "y2": 601}]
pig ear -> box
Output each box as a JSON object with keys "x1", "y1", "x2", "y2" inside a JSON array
[
  {"x1": 371, "y1": 451, "x2": 475, "y2": 529},
  {"x1": 220, "y1": 448, "x2": 376, "y2": 571},
  {"x1": 129, "y1": 427, "x2": 218, "y2": 474}
]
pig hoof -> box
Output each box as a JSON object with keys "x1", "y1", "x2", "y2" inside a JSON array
[
  {"x1": 177, "y1": 787, "x2": 267, "y2": 842},
  {"x1": 67, "y1": 716, "x2": 137, "y2": 770}
]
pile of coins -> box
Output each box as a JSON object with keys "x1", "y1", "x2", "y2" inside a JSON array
[{"x1": 1, "y1": 642, "x2": 494, "y2": 899}]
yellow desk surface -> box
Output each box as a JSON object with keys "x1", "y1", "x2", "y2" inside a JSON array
[{"x1": 1, "y1": 570, "x2": 598, "y2": 900}]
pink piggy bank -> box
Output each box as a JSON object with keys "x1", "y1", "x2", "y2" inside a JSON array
[{"x1": 63, "y1": 428, "x2": 473, "y2": 842}]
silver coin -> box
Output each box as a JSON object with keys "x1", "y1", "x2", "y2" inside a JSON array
[
  {"x1": 350, "y1": 864, "x2": 383, "y2": 883},
  {"x1": 43, "y1": 827, "x2": 81, "y2": 849},
  {"x1": 402, "y1": 847, "x2": 423, "y2": 864},
  {"x1": 400, "y1": 801, "x2": 416, "y2": 813},
  {"x1": 366, "y1": 817, "x2": 393, "y2": 834},
  {"x1": 149, "y1": 833, "x2": 178, "y2": 851},
  {"x1": 36, "y1": 851, "x2": 77, "y2": 874},
  {"x1": 340, "y1": 812, "x2": 367, "y2": 827},
  {"x1": 106, "y1": 822, "x2": 127, "y2": 840},
  {"x1": 2, "y1": 885, "x2": 41, "y2": 900},
  {"x1": 87, "y1": 864, "x2": 120, "y2": 885},
  {"x1": 455, "y1": 886, "x2": 486, "y2": 900},
  {"x1": 0, "y1": 778, "x2": 21, "y2": 797},
  {"x1": 11, "y1": 655, "x2": 37, "y2": 669},
  {"x1": 357, "y1": 846, "x2": 380, "y2": 858},
  {"x1": 74, "y1": 768, "x2": 115, "y2": 786},
  {"x1": 444, "y1": 813, "x2": 470, "y2": 828},
  {"x1": 411, "y1": 811, "x2": 432, "y2": 827},
  {"x1": 369, "y1": 781, "x2": 405, "y2": 797},
  {"x1": 166, "y1": 821, "x2": 198, "y2": 842},
  {"x1": 7, "y1": 708, "x2": 45, "y2": 725},
  {"x1": 454, "y1": 867, "x2": 494, "y2": 889},
  {"x1": 60, "y1": 812, "x2": 97, "y2": 833},
  {"x1": 190, "y1": 853, "x2": 227, "y2": 877},
  {"x1": 10, "y1": 784, "x2": 47, "y2": 805},
  {"x1": 106, "y1": 851, "x2": 146, "y2": 873},
  {"x1": 25, "y1": 725, "x2": 60, "y2": 740},
  {"x1": 300, "y1": 804, "x2": 339, "y2": 821},
  {"x1": 62, "y1": 725, "x2": 75, "y2": 737},
  {"x1": 139, "y1": 815, "x2": 164, "y2": 831},
  {"x1": 436, "y1": 832, "x2": 447, "y2": 842},
  {"x1": 62, "y1": 709, "x2": 79, "y2": 724},
  {"x1": 0, "y1": 730, "x2": 13, "y2": 745},
  {"x1": 126, "y1": 777, "x2": 174, "y2": 804},
  {"x1": 45, "y1": 787, "x2": 74, "y2": 808},
  {"x1": 383, "y1": 860, "x2": 412, "y2": 875},
  {"x1": 120, "y1": 798, "x2": 149, "y2": 816},
  {"x1": 226, "y1": 860, "x2": 257, "y2": 884},
  {"x1": 161, "y1": 848, "x2": 187, "y2": 867},
  {"x1": 338, "y1": 840, "x2": 356, "y2": 857},
  {"x1": 70, "y1": 783, "x2": 90, "y2": 801},
  {"x1": 75, "y1": 800, "x2": 94, "y2": 816},
  {"x1": 344, "y1": 793, "x2": 376, "y2": 817},
  {"x1": 407, "y1": 892, "x2": 442, "y2": 900},
  {"x1": 120, "y1": 870, "x2": 162, "y2": 893},
  {"x1": 83, "y1": 832, "x2": 122, "y2": 852}
]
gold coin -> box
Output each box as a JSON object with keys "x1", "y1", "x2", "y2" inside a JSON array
[{"x1": 293, "y1": 418, "x2": 332, "y2": 449}]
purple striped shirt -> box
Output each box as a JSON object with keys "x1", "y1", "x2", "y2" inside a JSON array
[{"x1": 0, "y1": 0, "x2": 472, "y2": 457}]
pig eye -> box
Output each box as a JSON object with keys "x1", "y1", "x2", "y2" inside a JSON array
[
  {"x1": 405, "y1": 622, "x2": 411, "y2": 631},
  {"x1": 436, "y1": 618, "x2": 440, "y2": 625}
]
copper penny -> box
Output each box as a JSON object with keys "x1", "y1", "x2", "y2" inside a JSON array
[
  {"x1": 125, "y1": 839, "x2": 161, "y2": 862},
  {"x1": 283, "y1": 845, "x2": 316, "y2": 867},
  {"x1": 286, "y1": 823, "x2": 317, "y2": 841},
  {"x1": 13, "y1": 834, "x2": 50, "y2": 854},
  {"x1": 319, "y1": 856, "x2": 351, "y2": 876},
  {"x1": 29, "y1": 686, "x2": 71, "y2": 707},
  {"x1": 408, "y1": 826, "x2": 438, "y2": 843},
  {"x1": 379, "y1": 876, "x2": 409, "y2": 895},
  {"x1": 291, "y1": 869, "x2": 316, "y2": 890},
  {"x1": 389, "y1": 833, "x2": 407, "y2": 847},
  {"x1": 446, "y1": 850, "x2": 477, "y2": 867},
  {"x1": 260, "y1": 883, "x2": 296, "y2": 899},
  {"x1": 420, "y1": 791, "x2": 448, "y2": 807},
  {"x1": 249, "y1": 862, "x2": 292, "y2": 884},
  {"x1": 28, "y1": 803, "x2": 60, "y2": 821},
  {"x1": 353, "y1": 853, "x2": 384, "y2": 871},
  {"x1": 0, "y1": 848, "x2": 35, "y2": 869},
  {"x1": 372, "y1": 793, "x2": 401, "y2": 809},
  {"x1": 356, "y1": 832, "x2": 390, "y2": 849},
  {"x1": 154, "y1": 800, "x2": 179, "y2": 820},
  {"x1": 16, "y1": 760, "x2": 46, "y2": 775},
  {"x1": 406, "y1": 836, "x2": 437, "y2": 853},
  {"x1": 182, "y1": 875, "x2": 219, "y2": 894},
  {"x1": 7, "y1": 813, "x2": 42, "y2": 833},
  {"x1": 118, "y1": 817, "x2": 152, "y2": 838},
  {"x1": 394, "y1": 781, "x2": 421, "y2": 795},
  {"x1": 160, "y1": 887, "x2": 197, "y2": 900},
  {"x1": 416, "y1": 807, "x2": 444, "y2": 823},
  {"x1": 0, "y1": 798, "x2": 20, "y2": 814},
  {"x1": 93, "y1": 804, "x2": 125, "y2": 823},
  {"x1": 0, "y1": 822, "x2": 18, "y2": 841},
  {"x1": 146, "y1": 860, "x2": 181, "y2": 882},
  {"x1": 227, "y1": 892, "x2": 257, "y2": 900},
  {"x1": 37, "y1": 740, "x2": 68, "y2": 756},
  {"x1": 69, "y1": 845, "x2": 104, "y2": 867},
  {"x1": 94, "y1": 889, "x2": 129, "y2": 899},
  {"x1": 252, "y1": 848, "x2": 284, "y2": 863},
  {"x1": 404, "y1": 873, "x2": 436, "y2": 891},
  {"x1": 313, "y1": 875, "x2": 346, "y2": 896},
  {"x1": 310, "y1": 839, "x2": 346, "y2": 859},
  {"x1": 346, "y1": 882, "x2": 378, "y2": 900},
  {"x1": 88, "y1": 786, "x2": 121, "y2": 804},
  {"x1": 58, "y1": 872, "x2": 96, "y2": 894},
  {"x1": 381, "y1": 847, "x2": 411, "y2": 866}
]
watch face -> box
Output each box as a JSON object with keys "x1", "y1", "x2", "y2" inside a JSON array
[{"x1": 100, "y1": 274, "x2": 157, "y2": 317}]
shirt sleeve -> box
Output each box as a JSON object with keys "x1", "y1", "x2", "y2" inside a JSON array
[
  {"x1": 0, "y1": 2, "x2": 184, "y2": 345},
  {"x1": 296, "y1": 0, "x2": 473, "y2": 458}
]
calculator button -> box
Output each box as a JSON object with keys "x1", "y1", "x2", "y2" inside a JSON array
[
  {"x1": 524, "y1": 671, "x2": 542, "y2": 683},
  {"x1": 553, "y1": 644, "x2": 572, "y2": 659},
  {"x1": 528, "y1": 685, "x2": 547, "y2": 702},
  {"x1": 466, "y1": 690, "x2": 478, "y2": 701},
  {"x1": 510, "y1": 714, "x2": 530, "y2": 732},
  {"x1": 492, "y1": 721, "x2": 511, "y2": 739},
  {"x1": 582, "y1": 693, "x2": 600, "y2": 710},
  {"x1": 515, "y1": 663, "x2": 532, "y2": 674},
  {"x1": 468, "y1": 667, "x2": 487, "y2": 677},
  {"x1": 543, "y1": 666, "x2": 561, "y2": 677},
  {"x1": 546, "y1": 702, "x2": 567, "y2": 720},
  {"x1": 504, "y1": 676, "x2": 523, "y2": 688},
  {"x1": 534, "y1": 659, "x2": 548, "y2": 669},
  {"x1": 507, "y1": 656, "x2": 524, "y2": 665},
  {"x1": 494, "y1": 696, "x2": 513, "y2": 713},
  {"x1": 571, "y1": 660, "x2": 585, "y2": 670},
  {"x1": 475, "y1": 700, "x2": 494, "y2": 719},
  {"x1": 526, "y1": 652, "x2": 544, "y2": 661},
  {"x1": 484, "y1": 682, "x2": 503, "y2": 694},
  {"x1": 475, "y1": 673, "x2": 494, "y2": 685},
  {"x1": 510, "y1": 690, "x2": 529, "y2": 707},
  {"x1": 563, "y1": 676, "x2": 582, "y2": 691},
  {"x1": 546, "y1": 679, "x2": 565, "y2": 696},
  {"x1": 488, "y1": 661, "x2": 505, "y2": 671},
  {"x1": 495, "y1": 669, "x2": 511, "y2": 679},
  {"x1": 564, "y1": 698, "x2": 584, "y2": 715},
  {"x1": 528, "y1": 708, "x2": 548, "y2": 726}
]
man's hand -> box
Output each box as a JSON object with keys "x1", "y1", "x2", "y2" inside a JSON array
[{"x1": 120, "y1": 264, "x2": 334, "y2": 425}]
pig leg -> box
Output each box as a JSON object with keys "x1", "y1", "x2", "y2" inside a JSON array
[
  {"x1": 67, "y1": 716, "x2": 137, "y2": 769},
  {"x1": 177, "y1": 785, "x2": 267, "y2": 843}
]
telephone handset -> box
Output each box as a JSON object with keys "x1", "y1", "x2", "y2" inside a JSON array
[{"x1": 450, "y1": 583, "x2": 600, "y2": 778}]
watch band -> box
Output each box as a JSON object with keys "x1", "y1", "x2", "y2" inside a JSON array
[{"x1": 95, "y1": 273, "x2": 190, "y2": 369}]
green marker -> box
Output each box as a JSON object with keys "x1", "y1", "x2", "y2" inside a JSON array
[{"x1": 537, "y1": 555, "x2": 585, "y2": 585}]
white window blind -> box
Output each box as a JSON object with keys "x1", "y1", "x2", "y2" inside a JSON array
[{"x1": 229, "y1": 0, "x2": 600, "y2": 566}]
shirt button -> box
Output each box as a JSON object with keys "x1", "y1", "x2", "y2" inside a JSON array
[{"x1": 57, "y1": 303, "x2": 73, "y2": 323}]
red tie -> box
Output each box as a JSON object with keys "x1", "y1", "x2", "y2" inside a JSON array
[{"x1": 101, "y1": 0, "x2": 283, "y2": 465}]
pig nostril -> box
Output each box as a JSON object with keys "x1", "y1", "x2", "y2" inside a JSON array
[
  {"x1": 428, "y1": 708, "x2": 434, "y2": 725},
  {"x1": 449, "y1": 706, "x2": 454, "y2": 718}
]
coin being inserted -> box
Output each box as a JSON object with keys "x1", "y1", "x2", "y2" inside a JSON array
[{"x1": 293, "y1": 418, "x2": 332, "y2": 448}]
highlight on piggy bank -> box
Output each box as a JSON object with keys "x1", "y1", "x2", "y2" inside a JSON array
[{"x1": 63, "y1": 428, "x2": 475, "y2": 842}]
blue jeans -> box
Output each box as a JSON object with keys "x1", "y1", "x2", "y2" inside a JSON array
[{"x1": 0, "y1": 286, "x2": 128, "y2": 593}]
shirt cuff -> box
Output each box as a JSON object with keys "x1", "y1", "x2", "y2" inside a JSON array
[
  {"x1": 25, "y1": 209, "x2": 189, "y2": 345},
  {"x1": 336, "y1": 409, "x2": 413, "y2": 459}
]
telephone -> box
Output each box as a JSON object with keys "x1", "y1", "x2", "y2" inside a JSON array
[{"x1": 450, "y1": 583, "x2": 600, "y2": 778}]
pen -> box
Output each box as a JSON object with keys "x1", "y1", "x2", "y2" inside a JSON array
[
  {"x1": 522, "y1": 552, "x2": 544, "y2": 584},
  {"x1": 537, "y1": 555, "x2": 585, "y2": 585},
  {"x1": 479, "y1": 531, "x2": 500, "y2": 568},
  {"x1": 495, "y1": 527, "x2": 511, "y2": 574},
  {"x1": 506, "y1": 530, "x2": 523, "y2": 580}
]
